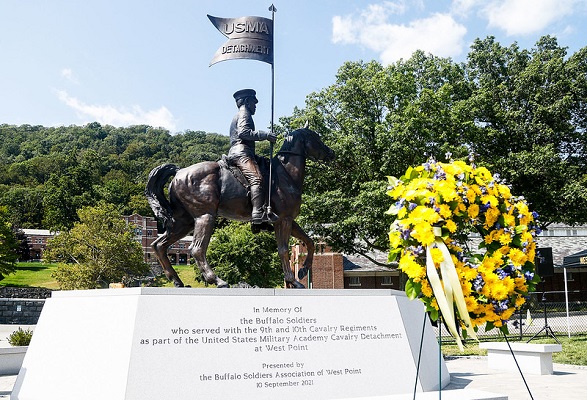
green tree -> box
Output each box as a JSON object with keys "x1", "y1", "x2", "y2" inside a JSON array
[
  {"x1": 0, "y1": 206, "x2": 19, "y2": 280},
  {"x1": 285, "y1": 54, "x2": 470, "y2": 261},
  {"x1": 285, "y1": 36, "x2": 587, "y2": 260},
  {"x1": 464, "y1": 36, "x2": 587, "y2": 224},
  {"x1": 205, "y1": 221, "x2": 283, "y2": 287},
  {"x1": 44, "y1": 203, "x2": 149, "y2": 289}
]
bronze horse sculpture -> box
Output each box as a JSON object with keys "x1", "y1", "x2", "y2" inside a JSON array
[{"x1": 145, "y1": 127, "x2": 335, "y2": 288}]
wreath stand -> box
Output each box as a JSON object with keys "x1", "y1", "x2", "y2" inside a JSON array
[{"x1": 411, "y1": 313, "x2": 536, "y2": 400}]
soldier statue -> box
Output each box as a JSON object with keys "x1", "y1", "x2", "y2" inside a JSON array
[{"x1": 228, "y1": 89, "x2": 278, "y2": 223}]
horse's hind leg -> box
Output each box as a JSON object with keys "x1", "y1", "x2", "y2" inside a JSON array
[
  {"x1": 291, "y1": 221, "x2": 314, "y2": 280},
  {"x1": 152, "y1": 220, "x2": 192, "y2": 287},
  {"x1": 190, "y1": 213, "x2": 229, "y2": 288}
]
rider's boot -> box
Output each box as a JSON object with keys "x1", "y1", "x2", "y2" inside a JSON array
[
  {"x1": 250, "y1": 184, "x2": 279, "y2": 224},
  {"x1": 250, "y1": 184, "x2": 265, "y2": 224}
]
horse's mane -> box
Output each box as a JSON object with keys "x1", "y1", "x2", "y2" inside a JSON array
[{"x1": 278, "y1": 128, "x2": 306, "y2": 154}]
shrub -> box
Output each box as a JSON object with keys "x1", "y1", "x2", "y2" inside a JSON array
[{"x1": 8, "y1": 327, "x2": 33, "y2": 346}]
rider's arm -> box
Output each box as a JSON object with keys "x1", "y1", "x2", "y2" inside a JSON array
[{"x1": 237, "y1": 110, "x2": 275, "y2": 142}]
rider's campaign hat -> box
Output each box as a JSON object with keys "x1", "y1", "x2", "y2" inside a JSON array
[{"x1": 233, "y1": 89, "x2": 258, "y2": 103}]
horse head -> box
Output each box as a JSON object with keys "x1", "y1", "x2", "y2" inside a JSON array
[{"x1": 279, "y1": 127, "x2": 335, "y2": 162}]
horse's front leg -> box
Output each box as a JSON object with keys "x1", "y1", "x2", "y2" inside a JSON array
[
  {"x1": 291, "y1": 221, "x2": 314, "y2": 280},
  {"x1": 274, "y1": 218, "x2": 305, "y2": 289}
]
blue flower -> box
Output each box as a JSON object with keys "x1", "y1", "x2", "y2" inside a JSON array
[
  {"x1": 496, "y1": 268, "x2": 508, "y2": 279},
  {"x1": 434, "y1": 170, "x2": 446, "y2": 180},
  {"x1": 492, "y1": 299, "x2": 510, "y2": 313},
  {"x1": 401, "y1": 229, "x2": 412, "y2": 240},
  {"x1": 524, "y1": 271, "x2": 535, "y2": 281},
  {"x1": 472, "y1": 274, "x2": 485, "y2": 292}
]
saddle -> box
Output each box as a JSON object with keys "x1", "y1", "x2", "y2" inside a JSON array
[
  {"x1": 218, "y1": 155, "x2": 275, "y2": 233},
  {"x1": 218, "y1": 155, "x2": 271, "y2": 194}
]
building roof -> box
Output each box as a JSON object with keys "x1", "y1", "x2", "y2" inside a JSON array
[
  {"x1": 343, "y1": 250, "x2": 397, "y2": 273},
  {"x1": 22, "y1": 229, "x2": 55, "y2": 236}
]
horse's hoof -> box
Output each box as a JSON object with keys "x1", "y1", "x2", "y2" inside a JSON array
[
  {"x1": 298, "y1": 267, "x2": 308, "y2": 280},
  {"x1": 287, "y1": 281, "x2": 305, "y2": 289},
  {"x1": 217, "y1": 280, "x2": 230, "y2": 288},
  {"x1": 173, "y1": 280, "x2": 185, "y2": 288}
]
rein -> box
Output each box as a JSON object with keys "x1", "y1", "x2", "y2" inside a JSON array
[{"x1": 276, "y1": 149, "x2": 304, "y2": 157}]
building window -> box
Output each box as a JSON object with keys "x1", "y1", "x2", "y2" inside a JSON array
[
  {"x1": 566, "y1": 272, "x2": 575, "y2": 282},
  {"x1": 349, "y1": 276, "x2": 361, "y2": 286},
  {"x1": 381, "y1": 276, "x2": 393, "y2": 286}
]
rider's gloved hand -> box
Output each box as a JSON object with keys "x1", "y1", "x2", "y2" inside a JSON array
[
  {"x1": 266, "y1": 132, "x2": 278, "y2": 143},
  {"x1": 258, "y1": 131, "x2": 277, "y2": 143}
]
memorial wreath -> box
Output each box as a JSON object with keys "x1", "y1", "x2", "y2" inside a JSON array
[{"x1": 387, "y1": 158, "x2": 540, "y2": 349}]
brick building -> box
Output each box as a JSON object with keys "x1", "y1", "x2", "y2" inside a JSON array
[
  {"x1": 21, "y1": 229, "x2": 55, "y2": 260},
  {"x1": 20, "y1": 218, "x2": 587, "y2": 297},
  {"x1": 123, "y1": 214, "x2": 193, "y2": 265},
  {"x1": 21, "y1": 215, "x2": 193, "y2": 266},
  {"x1": 290, "y1": 243, "x2": 399, "y2": 289}
]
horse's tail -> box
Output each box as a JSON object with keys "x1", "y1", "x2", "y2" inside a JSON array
[{"x1": 145, "y1": 163, "x2": 180, "y2": 230}]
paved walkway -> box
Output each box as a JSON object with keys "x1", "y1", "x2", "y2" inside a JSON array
[{"x1": 443, "y1": 356, "x2": 587, "y2": 400}]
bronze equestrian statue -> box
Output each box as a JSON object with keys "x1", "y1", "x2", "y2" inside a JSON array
[
  {"x1": 228, "y1": 89, "x2": 278, "y2": 224},
  {"x1": 145, "y1": 125, "x2": 335, "y2": 288}
]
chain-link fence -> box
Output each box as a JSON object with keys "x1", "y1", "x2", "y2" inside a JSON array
[{"x1": 434, "y1": 290, "x2": 587, "y2": 341}]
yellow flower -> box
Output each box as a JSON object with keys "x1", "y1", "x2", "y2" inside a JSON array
[
  {"x1": 438, "y1": 204, "x2": 452, "y2": 219},
  {"x1": 465, "y1": 295, "x2": 478, "y2": 310},
  {"x1": 498, "y1": 184, "x2": 511, "y2": 198},
  {"x1": 421, "y1": 280, "x2": 433, "y2": 297},
  {"x1": 515, "y1": 297, "x2": 526, "y2": 308},
  {"x1": 410, "y1": 222, "x2": 436, "y2": 246},
  {"x1": 468, "y1": 204, "x2": 480, "y2": 219},
  {"x1": 435, "y1": 180, "x2": 458, "y2": 202},
  {"x1": 445, "y1": 220, "x2": 457, "y2": 233},
  {"x1": 499, "y1": 232, "x2": 513, "y2": 246},
  {"x1": 503, "y1": 213, "x2": 516, "y2": 227},
  {"x1": 481, "y1": 194, "x2": 499, "y2": 208},
  {"x1": 389, "y1": 231, "x2": 402, "y2": 249},
  {"x1": 490, "y1": 281, "x2": 509, "y2": 301},
  {"x1": 508, "y1": 248, "x2": 528, "y2": 266},
  {"x1": 485, "y1": 206, "x2": 500, "y2": 228},
  {"x1": 408, "y1": 205, "x2": 441, "y2": 224},
  {"x1": 399, "y1": 253, "x2": 426, "y2": 281},
  {"x1": 430, "y1": 247, "x2": 444, "y2": 264}
]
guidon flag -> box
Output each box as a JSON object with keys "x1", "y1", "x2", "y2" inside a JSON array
[{"x1": 208, "y1": 15, "x2": 273, "y2": 66}]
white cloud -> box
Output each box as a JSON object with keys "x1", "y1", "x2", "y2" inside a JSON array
[
  {"x1": 482, "y1": 0, "x2": 577, "y2": 36},
  {"x1": 56, "y1": 90, "x2": 177, "y2": 131},
  {"x1": 450, "y1": 0, "x2": 484, "y2": 17},
  {"x1": 60, "y1": 68, "x2": 79, "y2": 84},
  {"x1": 332, "y1": 4, "x2": 467, "y2": 63}
]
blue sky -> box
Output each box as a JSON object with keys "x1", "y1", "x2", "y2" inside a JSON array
[{"x1": 1, "y1": 0, "x2": 586, "y2": 135}]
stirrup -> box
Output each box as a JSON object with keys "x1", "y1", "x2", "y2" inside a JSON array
[{"x1": 265, "y1": 209, "x2": 279, "y2": 222}]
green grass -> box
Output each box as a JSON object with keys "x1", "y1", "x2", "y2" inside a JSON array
[
  {"x1": 0, "y1": 262, "x2": 60, "y2": 289},
  {"x1": 441, "y1": 334, "x2": 587, "y2": 365},
  {"x1": 1, "y1": 262, "x2": 209, "y2": 289},
  {"x1": 155, "y1": 264, "x2": 209, "y2": 288}
]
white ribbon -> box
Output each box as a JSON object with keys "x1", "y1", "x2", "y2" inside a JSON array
[{"x1": 426, "y1": 227, "x2": 478, "y2": 351}]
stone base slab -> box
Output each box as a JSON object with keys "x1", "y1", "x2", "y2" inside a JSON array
[{"x1": 12, "y1": 288, "x2": 451, "y2": 399}]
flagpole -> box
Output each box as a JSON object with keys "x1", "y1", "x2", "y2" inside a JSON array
[{"x1": 267, "y1": 4, "x2": 277, "y2": 219}]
